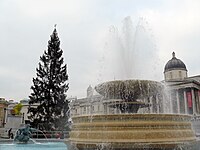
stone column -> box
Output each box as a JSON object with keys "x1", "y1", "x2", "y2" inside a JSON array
[
  {"x1": 198, "y1": 91, "x2": 200, "y2": 114},
  {"x1": 176, "y1": 90, "x2": 180, "y2": 113},
  {"x1": 191, "y1": 88, "x2": 196, "y2": 115},
  {"x1": 184, "y1": 90, "x2": 188, "y2": 114}
]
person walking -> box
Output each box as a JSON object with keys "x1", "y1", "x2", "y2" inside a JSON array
[{"x1": 8, "y1": 128, "x2": 12, "y2": 139}]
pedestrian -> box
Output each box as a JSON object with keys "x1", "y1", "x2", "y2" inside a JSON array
[{"x1": 8, "y1": 128, "x2": 12, "y2": 139}]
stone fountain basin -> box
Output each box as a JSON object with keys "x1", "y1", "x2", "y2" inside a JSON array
[
  {"x1": 70, "y1": 114, "x2": 196, "y2": 149},
  {"x1": 95, "y1": 80, "x2": 164, "y2": 100}
]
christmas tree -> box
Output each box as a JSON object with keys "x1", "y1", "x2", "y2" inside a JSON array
[{"x1": 28, "y1": 26, "x2": 69, "y2": 131}]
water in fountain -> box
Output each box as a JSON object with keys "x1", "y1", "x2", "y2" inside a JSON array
[
  {"x1": 97, "y1": 16, "x2": 172, "y2": 114},
  {"x1": 99, "y1": 16, "x2": 161, "y2": 82},
  {"x1": 0, "y1": 124, "x2": 68, "y2": 150},
  {"x1": 0, "y1": 142, "x2": 67, "y2": 150},
  {"x1": 33, "y1": 129, "x2": 49, "y2": 143}
]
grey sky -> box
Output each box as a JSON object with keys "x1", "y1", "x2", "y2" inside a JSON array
[{"x1": 1, "y1": 0, "x2": 200, "y2": 101}]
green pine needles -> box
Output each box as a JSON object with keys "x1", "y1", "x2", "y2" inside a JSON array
[{"x1": 28, "y1": 27, "x2": 69, "y2": 131}]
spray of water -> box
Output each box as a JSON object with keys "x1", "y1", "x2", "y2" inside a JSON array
[{"x1": 99, "y1": 16, "x2": 161, "y2": 82}]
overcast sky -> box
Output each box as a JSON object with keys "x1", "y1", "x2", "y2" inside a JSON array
[{"x1": 1, "y1": 0, "x2": 200, "y2": 101}]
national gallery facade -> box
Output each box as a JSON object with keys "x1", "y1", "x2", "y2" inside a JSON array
[{"x1": 163, "y1": 52, "x2": 200, "y2": 115}]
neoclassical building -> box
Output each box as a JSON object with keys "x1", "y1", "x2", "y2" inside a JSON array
[
  {"x1": 163, "y1": 52, "x2": 200, "y2": 115},
  {"x1": 70, "y1": 52, "x2": 200, "y2": 117},
  {"x1": 69, "y1": 86, "x2": 104, "y2": 117}
]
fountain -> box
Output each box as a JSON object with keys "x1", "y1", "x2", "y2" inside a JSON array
[
  {"x1": 70, "y1": 80, "x2": 196, "y2": 149},
  {"x1": 95, "y1": 80, "x2": 163, "y2": 113},
  {"x1": 69, "y1": 17, "x2": 196, "y2": 149}
]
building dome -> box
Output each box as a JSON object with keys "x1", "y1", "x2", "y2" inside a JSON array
[
  {"x1": 164, "y1": 52, "x2": 187, "y2": 72},
  {"x1": 164, "y1": 52, "x2": 188, "y2": 81}
]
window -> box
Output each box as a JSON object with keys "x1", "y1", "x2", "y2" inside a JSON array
[
  {"x1": 170, "y1": 72, "x2": 173, "y2": 79},
  {"x1": 179, "y1": 71, "x2": 182, "y2": 78},
  {"x1": 92, "y1": 106, "x2": 95, "y2": 112},
  {"x1": 83, "y1": 106, "x2": 86, "y2": 113}
]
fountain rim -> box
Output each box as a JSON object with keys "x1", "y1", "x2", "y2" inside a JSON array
[
  {"x1": 71, "y1": 113, "x2": 193, "y2": 120},
  {"x1": 94, "y1": 79, "x2": 165, "y2": 100}
]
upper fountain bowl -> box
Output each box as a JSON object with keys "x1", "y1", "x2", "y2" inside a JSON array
[{"x1": 95, "y1": 79, "x2": 164, "y2": 101}]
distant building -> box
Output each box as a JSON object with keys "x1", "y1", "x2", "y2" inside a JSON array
[
  {"x1": 69, "y1": 87, "x2": 104, "y2": 117},
  {"x1": 163, "y1": 52, "x2": 200, "y2": 115},
  {"x1": 4, "y1": 100, "x2": 22, "y2": 130}
]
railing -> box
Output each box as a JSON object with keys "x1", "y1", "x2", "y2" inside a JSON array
[{"x1": 31, "y1": 130, "x2": 70, "y2": 139}]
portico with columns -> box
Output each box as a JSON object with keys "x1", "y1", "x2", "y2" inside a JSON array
[{"x1": 163, "y1": 52, "x2": 200, "y2": 115}]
